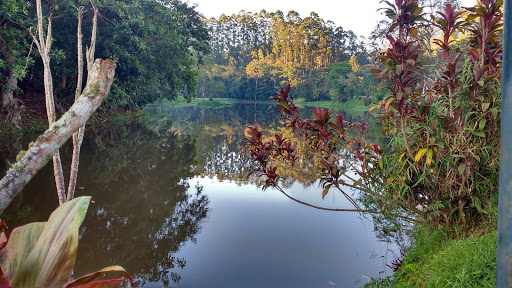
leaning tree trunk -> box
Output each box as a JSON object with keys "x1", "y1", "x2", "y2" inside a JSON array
[{"x1": 0, "y1": 59, "x2": 116, "y2": 213}]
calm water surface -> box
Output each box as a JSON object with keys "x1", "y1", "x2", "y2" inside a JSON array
[{"x1": 1, "y1": 103, "x2": 395, "y2": 287}]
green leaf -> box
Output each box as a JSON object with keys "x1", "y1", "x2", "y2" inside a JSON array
[
  {"x1": 479, "y1": 119, "x2": 486, "y2": 131},
  {"x1": 458, "y1": 163, "x2": 466, "y2": 175},
  {"x1": 276, "y1": 99, "x2": 290, "y2": 111},
  {"x1": 475, "y1": 198, "x2": 482, "y2": 213},
  {"x1": 473, "y1": 131, "x2": 485, "y2": 137},
  {"x1": 490, "y1": 108, "x2": 499, "y2": 119},
  {"x1": 481, "y1": 102, "x2": 490, "y2": 112},
  {"x1": 0, "y1": 197, "x2": 91, "y2": 287},
  {"x1": 0, "y1": 222, "x2": 45, "y2": 285},
  {"x1": 465, "y1": 14, "x2": 477, "y2": 22}
]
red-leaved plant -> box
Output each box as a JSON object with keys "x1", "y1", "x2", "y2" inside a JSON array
[{"x1": 242, "y1": 0, "x2": 502, "y2": 232}]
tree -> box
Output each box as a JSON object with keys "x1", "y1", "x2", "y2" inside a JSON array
[
  {"x1": 92, "y1": 0, "x2": 210, "y2": 107},
  {"x1": 30, "y1": 0, "x2": 68, "y2": 205},
  {"x1": 0, "y1": 58, "x2": 117, "y2": 213},
  {"x1": 349, "y1": 55, "x2": 360, "y2": 73},
  {"x1": 0, "y1": 0, "x2": 33, "y2": 127},
  {"x1": 68, "y1": 4, "x2": 98, "y2": 202},
  {"x1": 201, "y1": 9, "x2": 373, "y2": 100},
  {"x1": 246, "y1": 56, "x2": 272, "y2": 99}
]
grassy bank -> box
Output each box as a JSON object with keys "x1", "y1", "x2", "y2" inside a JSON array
[
  {"x1": 147, "y1": 97, "x2": 246, "y2": 109},
  {"x1": 0, "y1": 107, "x2": 144, "y2": 143},
  {"x1": 1, "y1": 95, "x2": 368, "y2": 140},
  {"x1": 295, "y1": 98, "x2": 370, "y2": 115},
  {"x1": 364, "y1": 214, "x2": 498, "y2": 288},
  {"x1": 146, "y1": 97, "x2": 370, "y2": 113}
]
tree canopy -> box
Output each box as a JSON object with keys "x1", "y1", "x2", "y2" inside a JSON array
[
  {"x1": 0, "y1": 0, "x2": 211, "y2": 116},
  {"x1": 197, "y1": 10, "x2": 385, "y2": 102}
]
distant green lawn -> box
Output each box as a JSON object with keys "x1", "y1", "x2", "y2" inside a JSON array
[
  {"x1": 295, "y1": 98, "x2": 370, "y2": 114},
  {"x1": 148, "y1": 97, "x2": 370, "y2": 115}
]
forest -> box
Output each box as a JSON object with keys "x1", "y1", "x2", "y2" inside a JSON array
[
  {"x1": 1, "y1": 0, "x2": 210, "y2": 127},
  {"x1": 198, "y1": 10, "x2": 386, "y2": 103},
  {"x1": 0, "y1": 0, "x2": 507, "y2": 287}
]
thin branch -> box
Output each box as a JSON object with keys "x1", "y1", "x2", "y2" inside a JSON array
[
  {"x1": 67, "y1": 6, "x2": 86, "y2": 202},
  {"x1": 86, "y1": 9, "x2": 98, "y2": 72},
  {"x1": 274, "y1": 185, "x2": 432, "y2": 227},
  {"x1": 23, "y1": 40, "x2": 34, "y2": 71},
  {"x1": 45, "y1": 15, "x2": 52, "y2": 55},
  {"x1": 35, "y1": 0, "x2": 46, "y2": 54}
]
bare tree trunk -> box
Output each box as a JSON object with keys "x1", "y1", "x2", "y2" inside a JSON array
[
  {"x1": 0, "y1": 59, "x2": 116, "y2": 213},
  {"x1": 67, "y1": 8, "x2": 98, "y2": 202},
  {"x1": 32, "y1": 0, "x2": 67, "y2": 205},
  {"x1": 1, "y1": 75, "x2": 16, "y2": 110},
  {"x1": 201, "y1": 79, "x2": 205, "y2": 100},
  {"x1": 2, "y1": 76, "x2": 22, "y2": 127},
  {"x1": 67, "y1": 6, "x2": 91, "y2": 202},
  {"x1": 0, "y1": 36, "x2": 22, "y2": 128},
  {"x1": 4, "y1": 99, "x2": 23, "y2": 126}
]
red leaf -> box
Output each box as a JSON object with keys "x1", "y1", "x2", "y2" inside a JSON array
[
  {"x1": 0, "y1": 222, "x2": 6, "y2": 232},
  {"x1": 64, "y1": 266, "x2": 133, "y2": 287},
  {"x1": 0, "y1": 234, "x2": 6, "y2": 251},
  {"x1": 284, "y1": 83, "x2": 291, "y2": 95},
  {"x1": 0, "y1": 221, "x2": 7, "y2": 250},
  {"x1": 70, "y1": 278, "x2": 125, "y2": 288},
  {"x1": 469, "y1": 49, "x2": 479, "y2": 62},
  {"x1": 336, "y1": 114, "x2": 344, "y2": 129},
  {"x1": 0, "y1": 266, "x2": 12, "y2": 288}
]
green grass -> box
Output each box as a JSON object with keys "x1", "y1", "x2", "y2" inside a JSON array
[
  {"x1": 152, "y1": 97, "x2": 241, "y2": 109},
  {"x1": 295, "y1": 98, "x2": 370, "y2": 115},
  {"x1": 365, "y1": 227, "x2": 497, "y2": 288},
  {"x1": 425, "y1": 231, "x2": 496, "y2": 287},
  {"x1": 145, "y1": 96, "x2": 369, "y2": 113},
  {"x1": 197, "y1": 98, "x2": 236, "y2": 109}
]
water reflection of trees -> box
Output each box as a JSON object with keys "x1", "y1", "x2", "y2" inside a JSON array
[
  {"x1": 145, "y1": 104, "x2": 385, "y2": 190},
  {"x1": 0, "y1": 125, "x2": 209, "y2": 288},
  {"x1": 71, "y1": 126, "x2": 209, "y2": 287}
]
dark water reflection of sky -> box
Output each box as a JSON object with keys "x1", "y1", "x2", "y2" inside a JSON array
[{"x1": 1, "y1": 103, "x2": 395, "y2": 287}]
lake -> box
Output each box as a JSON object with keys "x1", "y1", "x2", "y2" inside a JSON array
[{"x1": 0, "y1": 102, "x2": 396, "y2": 287}]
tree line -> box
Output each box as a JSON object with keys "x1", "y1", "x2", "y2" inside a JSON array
[{"x1": 198, "y1": 10, "x2": 387, "y2": 103}]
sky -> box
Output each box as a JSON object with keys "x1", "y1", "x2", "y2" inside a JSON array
[{"x1": 190, "y1": 0, "x2": 477, "y2": 38}]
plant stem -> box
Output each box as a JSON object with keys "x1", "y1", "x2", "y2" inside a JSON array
[{"x1": 400, "y1": 113, "x2": 414, "y2": 160}]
